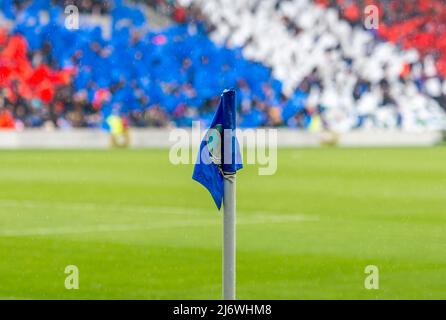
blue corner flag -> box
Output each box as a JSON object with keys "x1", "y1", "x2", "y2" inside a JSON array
[{"x1": 192, "y1": 89, "x2": 243, "y2": 209}]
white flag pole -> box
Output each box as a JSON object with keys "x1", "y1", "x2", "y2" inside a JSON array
[
  {"x1": 223, "y1": 174, "x2": 236, "y2": 300},
  {"x1": 221, "y1": 88, "x2": 238, "y2": 300}
]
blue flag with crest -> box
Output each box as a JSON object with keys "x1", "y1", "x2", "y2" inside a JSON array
[{"x1": 192, "y1": 89, "x2": 243, "y2": 209}]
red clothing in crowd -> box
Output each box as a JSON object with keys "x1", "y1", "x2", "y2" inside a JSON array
[
  {"x1": 0, "y1": 109, "x2": 15, "y2": 129},
  {"x1": 0, "y1": 30, "x2": 73, "y2": 104},
  {"x1": 173, "y1": 6, "x2": 187, "y2": 23}
]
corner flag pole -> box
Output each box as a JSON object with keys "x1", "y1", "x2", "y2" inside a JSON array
[
  {"x1": 223, "y1": 175, "x2": 236, "y2": 300},
  {"x1": 221, "y1": 89, "x2": 237, "y2": 300}
]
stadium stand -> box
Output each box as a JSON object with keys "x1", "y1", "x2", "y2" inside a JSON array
[
  {"x1": 0, "y1": 0, "x2": 445, "y2": 131},
  {"x1": 1, "y1": 0, "x2": 284, "y2": 129},
  {"x1": 188, "y1": 0, "x2": 446, "y2": 131},
  {"x1": 319, "y1": 0, "x2": 446, "y2": 78},
  {"x1": 320, "y1": 0, "x2": 446, "y2": 115}
]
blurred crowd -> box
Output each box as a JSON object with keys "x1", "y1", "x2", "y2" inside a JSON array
[
  {"x1": 194, "y1": 0, "x2": 446, "y2": 131},
  {"x1": 320, "y1": 0, "x2": 446, "y2": 123},
  {"x1": 0, "y1": 0, "x2": 445, "y2": 131},
  {"x1": 320, "y1": 0, "x2": 446, "y2": 76},
  {"x1": 1, "y1": 0, "x2": 283, "y2": 130}
]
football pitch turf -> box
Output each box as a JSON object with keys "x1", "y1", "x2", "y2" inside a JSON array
[{"x1": 0, "y1": 147, "x2": 445, "y2": 299}]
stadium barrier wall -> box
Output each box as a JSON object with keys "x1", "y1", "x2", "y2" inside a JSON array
[{"x1": 0, "y1": 129, "x2": 442, "y2": 149}]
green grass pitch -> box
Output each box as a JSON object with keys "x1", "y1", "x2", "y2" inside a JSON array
[{"x1": 0, "y1": 147, "x2": 445, "y2": 299}]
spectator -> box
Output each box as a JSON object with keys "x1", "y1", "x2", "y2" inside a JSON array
[{"x1": 0, "y1": 105, "x2": 15, "y2": 129}]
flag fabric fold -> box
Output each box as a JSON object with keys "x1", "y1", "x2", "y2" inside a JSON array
[{"x1": 192, "y1": 89, "x2": 243, "y2": 209}]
